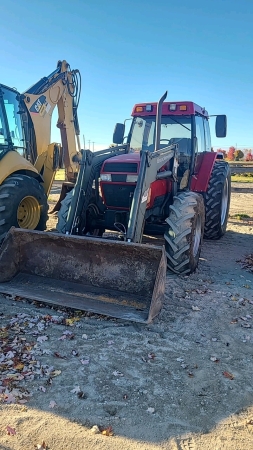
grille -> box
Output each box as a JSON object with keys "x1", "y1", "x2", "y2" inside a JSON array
[
  {"x1": 103, "y1": 162, "x2": 138, "y2": 173},
  {"x1": 111, "y1": 174, "x2": 127, "y2": 182},
  {"x1": 102, "y1": 184, "x2": 136, "y2": 209}
]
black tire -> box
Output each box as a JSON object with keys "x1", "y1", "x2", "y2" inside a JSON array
[
  {"x1": 0, "y1": 174, "x2": 48, "y2": 242},
  {"x1": 203, "y1": 161, "x2": 231, "y2": 239},
  {"x1": 56, "y1": 189, "x2": 104, "y2": 236},
  {"x1": 164, "y1": 191, "x2": 205, "y2": 275}
]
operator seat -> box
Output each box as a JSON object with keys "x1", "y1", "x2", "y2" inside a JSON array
[{"x1": 170, "y1": 138, "x2": 192, "y2": 188}]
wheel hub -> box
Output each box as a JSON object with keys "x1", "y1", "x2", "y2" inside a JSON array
[{"x1": 17, "y1": 196, "x2": 41, "y2": 229}]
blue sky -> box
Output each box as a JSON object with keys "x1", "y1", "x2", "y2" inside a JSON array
[{"x1": 2, "y1": 0, "x2": 253, "y2": 150}]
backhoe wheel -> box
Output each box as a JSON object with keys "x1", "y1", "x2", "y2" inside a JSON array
[
  {"x1": 56, "y1": 189, "x2": 104, "y2": 236},
  {"x1": 203, "y1": 161, "x2": 231, "y2": 239},
  {"x1": 164, "y1": 191, "x2": 205, "y2": 275},
  {"x1": 0, "y1": 174, "x2": 48, "y2": 243}
]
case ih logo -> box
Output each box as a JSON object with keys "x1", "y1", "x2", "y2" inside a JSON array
[{"x1": 29, "y1": 95, "x2": 51, "y2": 117}]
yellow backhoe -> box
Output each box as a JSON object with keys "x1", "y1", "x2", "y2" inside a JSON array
[{"x1": 0, "y1": 60, "x2": 81, "y2": 241}]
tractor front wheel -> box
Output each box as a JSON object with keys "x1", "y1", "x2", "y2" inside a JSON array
[
  {"x1": 56, "y1": 189, "x2": 104, "y2": 236},
  {"x1": 164, "y1": 191, "x2": 205, "y2": 274},
  {"x1": 0, "y1": 174, "x2": 48, "y2": 243},
  {"x1": 203, "y1": 161, "x2": 231, "y2": 239}
]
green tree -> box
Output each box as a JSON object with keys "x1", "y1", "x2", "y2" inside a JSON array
[{"x1": 234, "y1": 149, "x2": 244, "y2": 161}]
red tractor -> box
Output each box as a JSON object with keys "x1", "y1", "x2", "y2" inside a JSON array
[
  {"x1": 57, "y1": 91, "x2": 231, "y2": 275},
  {"x1": 0, "y1": 92, "x2": 231, "y2": 323}
]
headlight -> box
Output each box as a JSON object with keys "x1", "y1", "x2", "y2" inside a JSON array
[
  {"x1": 100, "y1": 174, "x2": 111, "y2": 181},
  {"x1": 126, "y1": 175, "x2": 138, "y2": 183}
]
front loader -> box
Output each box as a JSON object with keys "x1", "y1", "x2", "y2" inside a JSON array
[{"x1": 0, "y1": 92, "x2": 231, "y2": 323}]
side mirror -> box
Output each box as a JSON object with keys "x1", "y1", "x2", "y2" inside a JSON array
[
  {"x1": 113, "y1": 123, "x2": 125, "y2": 144},
  {"x1": 215, "y1": 115, "x2": 227, "y2": 138}
]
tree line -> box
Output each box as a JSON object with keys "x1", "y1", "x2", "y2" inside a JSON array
[{"x1": 216, "y1": 147, "x2": 253, "y2": 161}]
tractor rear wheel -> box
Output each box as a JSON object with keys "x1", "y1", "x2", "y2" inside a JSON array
[
  {"x1": 203, "y1": 161, "x2": 231, "y2": 239},
  {"x1": 56, "y1": 189, "x2": 104, "y2": 236},
  {"x1": 0, "y1": 174, "x2": 48, "y2": 243},
  {"x1": 164, "y1": 191, "x2": 205, "y2": 274}
]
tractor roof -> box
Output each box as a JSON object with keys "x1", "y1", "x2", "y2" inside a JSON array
[{"x1": 131, "y1": 101, "x2": 208, "y2": 118}]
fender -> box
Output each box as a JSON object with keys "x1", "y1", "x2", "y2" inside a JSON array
[
  {"x1": 0, "y1": 151, "x2": 42, "y2": 185},
  {"x1": 190, "y1": 152, "x2": 217, "y2": 193}
]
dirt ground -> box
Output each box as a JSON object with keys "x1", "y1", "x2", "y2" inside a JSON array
[{"x1": 0, "y1": 183, "x2": 253, "y2": 450}]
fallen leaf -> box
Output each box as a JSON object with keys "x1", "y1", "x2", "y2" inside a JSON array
[
  {"x1": 54, "y1": 352, "x2": 66, "y2": 359},
  {"x1": 188, "y1": 372, "x2": 194, "y2": 377},
  {"x1": 77, "y1": 391, "x2": 87, "y2": 399},
  {"x1": 223, "y1": 371, "x2": 234, "y2": 380},
  {"x1": 72, "y1": 350, "x2": 79, "y2": 356},
  {"x1": 4, "y1": 393, "x2": 16, "y2": 404},
  {"x1": 90, "y1": 425, "x2": 100, "y2": 434},
  {"x1": 80, "y1": 359, "x2": 89, "y2": 365},
  {"x1": 37, "y1": 336, "x2": 48, "y2": 343},
  {"x1": 38, "y1": 386, "x2": 46, "y2": 393},
  {"x1": 230, "y1": 319, "x2": 238, "y2": 324},
  {"x1": 146, "y1": 407, "x2": 155, "y2": 413},
  {"x1": 35, "y1": 441, "x2": 47, "y2": 449},
  {"x1": 101, "y1": 426, "x2": 114, "y2": 436},
  {"x1": 148, "y1": 353, "x2": 155, "y2": 359},
  {"x1": 113, "y1": 370, "x2": 124, "y2": 377},
  {"x1": 49, "y1": 400, "x2": 57, "y2": 408},
  {"x1": 65, "y1": 317, "x2": 80, "y2": 326},
  {"x1": 82, "y1": 334, "x2": 88, "y2": 339},
  {"x1": 210, "y1": 356, "x2": 220, "y2": 362},
  {"x1": 212, "y1": 338, "x2": 218, "y2": 342},
  {"x1": 51, "y1": 370, "x2": 61, "y2": 377},
  {"x1": 246, "y1": 419, "x2": 253, "y2": 425},
  {"x1": 71, "y1": 386, "x2": 81, "y2": 394},
  {"x1": 6, "y1": 425, "x2": 16, "y2": 435},
  {"x1": 240, "y1": 316, "x2": 248, "y2": 321},
  {"x1": 123, "y1": 394, "x2": 128, "y2": 400},
  {"x1": 176, "y1": 357, "x2": 184, "y2": 362},
  {"x1": 241, "y1": 323, "x2": 251, "y2": 328},
  {"x1": 181, "y1": 363, "x2": 188, "y2": 369},
  {"x1": 14, "y1": 363, "x2": 24, "y2": 371},
  {"x1": 192, "y1": 306, "x2": 200, "y2": 311}
]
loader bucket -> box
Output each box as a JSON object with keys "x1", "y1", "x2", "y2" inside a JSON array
[{"x1": 0, "y1": 228, "x2": 167, "y2": 323}]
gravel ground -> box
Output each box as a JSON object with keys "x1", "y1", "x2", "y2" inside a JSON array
[{"x1": 0, "y1": 183, "x2": 252, "y2": 450}]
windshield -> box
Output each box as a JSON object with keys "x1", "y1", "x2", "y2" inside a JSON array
[
  {"x1": 128, "y1": 115, "x2": 192, "y2": 153},
  {"x1": 0, "y1": 86, "x2": 24, "y2": 157}
]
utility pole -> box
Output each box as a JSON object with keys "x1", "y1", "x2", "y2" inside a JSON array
[
  {"x1": 83, "y1": 135, "x2": 85, "y2": 149},
  {"x1": 92, "y1": 141, "x2": 95, "y2": 151},
  {"x1": 88, "y1": 140, "x2": 91, "y2": 150}
]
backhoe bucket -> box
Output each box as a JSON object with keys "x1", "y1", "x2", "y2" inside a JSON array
[{"x1": 0, "y1": 228, "x2": 167, "y2": 323}]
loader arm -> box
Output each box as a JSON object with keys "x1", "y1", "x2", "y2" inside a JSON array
[
  {"x1": 65, "y1": 145, "x2": 129, "y2": 234},
  {"x1": 20, "y1": 60, "x2": 81, "y2": 194},
  {"x1": 126, "y1": 144, "x2": 178, "y2": 243}
]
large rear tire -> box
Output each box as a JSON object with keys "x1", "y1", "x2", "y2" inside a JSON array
[
  {"x1": 164, "y1": 191, "x2": 205, "y2": 275},
  {"x1": 203, "y1": 161, "x2": 231, "y2": 239},
  {"x1": 56, "y1": 189, "x2": 104, "y2": 236},
  {"x1": 0, "y1": 174, "x2": 48, "y2": 243}
]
